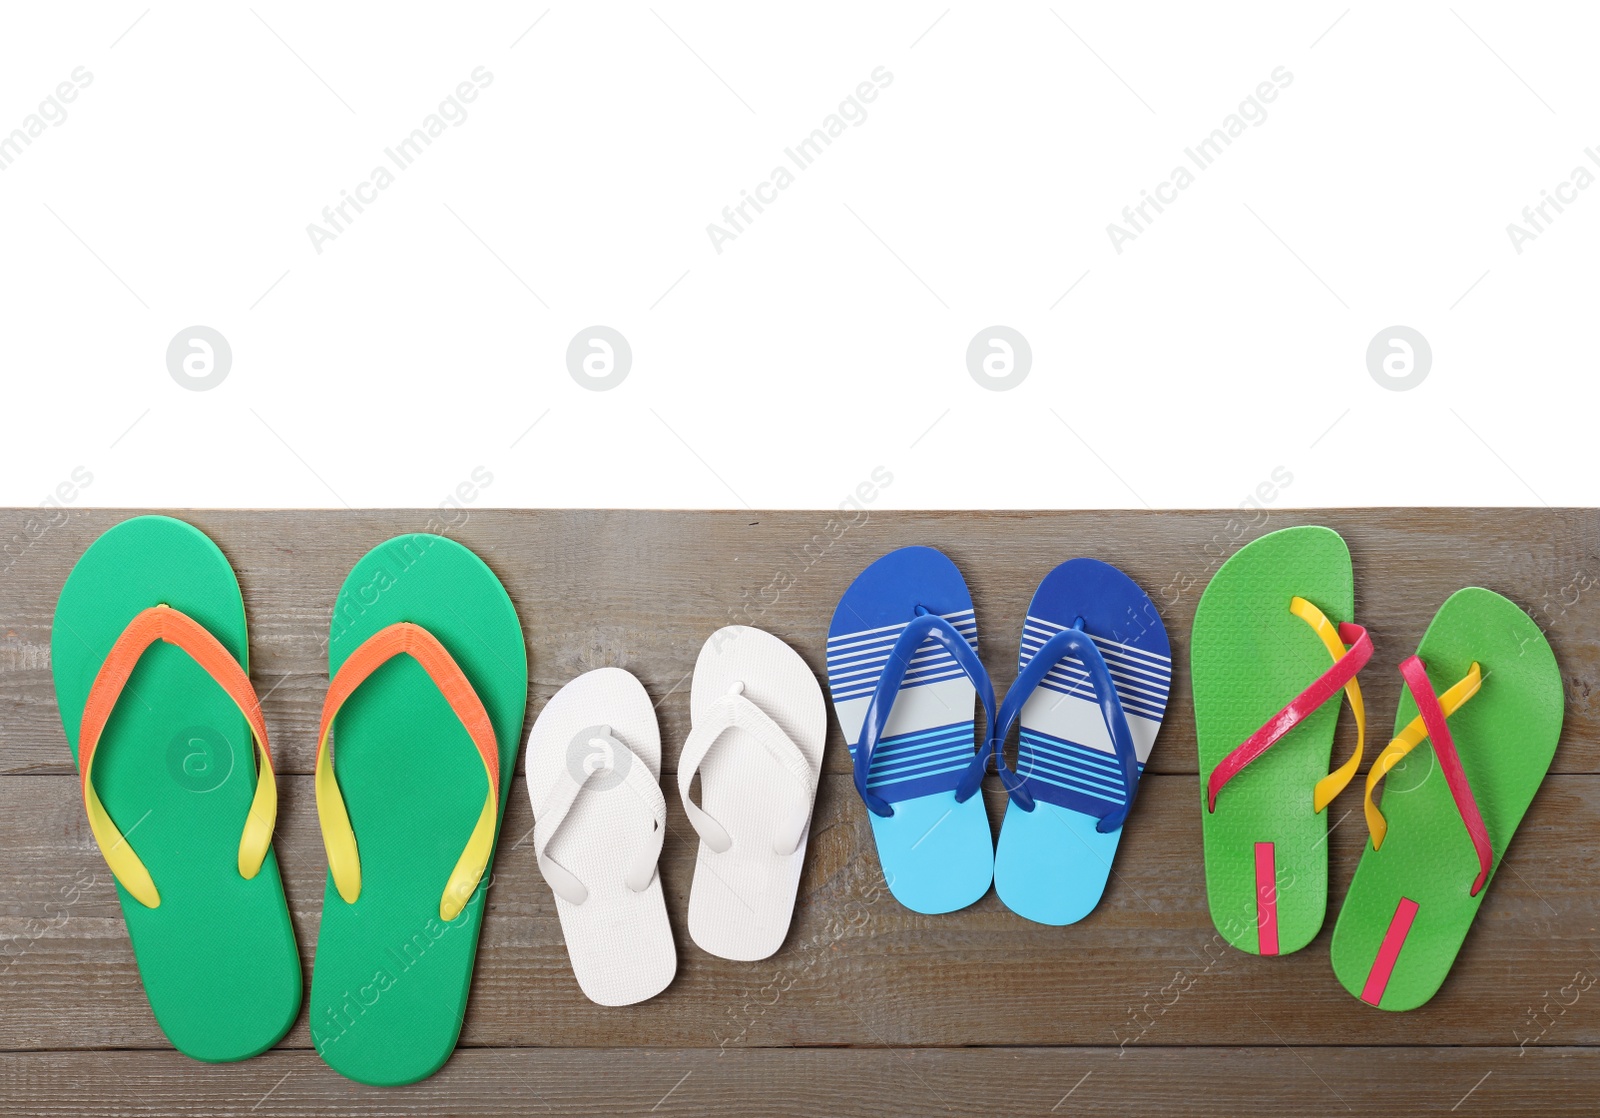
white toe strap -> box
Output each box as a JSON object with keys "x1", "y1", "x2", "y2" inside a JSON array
[
  {"x1": 533, "y1": 725, "x2": 665, "y2": 905},
  {"x1": 677, "y1": 682, "x2": 817, "y2": 858}
]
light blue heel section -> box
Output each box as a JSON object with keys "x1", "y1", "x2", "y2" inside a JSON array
[
  {"x1": 868, "y1": 789, "x2": 993, "y2": 915},
  {"x1": 827, "y1": 546, "x2": 994, "y2": 916},
  {"x1": 993, "y1": 800, "x2": 1123, "y2": 925},
  {"x1": 991, "y1": 558, "x2": 1170, "y2": 926}
]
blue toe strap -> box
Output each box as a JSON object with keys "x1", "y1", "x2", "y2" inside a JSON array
[
  {"x1": 990, "y1": 621, "x2": 1141, "y2": 832},
  {"x1": 853, "y1": 608, "x2": 996, "y2": 818}
]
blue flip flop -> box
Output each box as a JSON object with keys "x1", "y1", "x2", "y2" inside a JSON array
[
  {"x1": 990, "y1": 559, "x2": 1171, "y2": 925},
  {"x1": 826, "y1": 546, "x2": 996, "y2": 914}
]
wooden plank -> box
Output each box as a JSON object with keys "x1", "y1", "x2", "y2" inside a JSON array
[
  {"x1": 4, "y1": 773, "x2": 1595, "y2": 1052},
  {"x1": 2, "y1": 509, "x2": 1595, "y2": 1113},
  {"x1": 2, "y1": 509, "x2": 1596, "y2": 777},
  {"x1": 2, "y1": 1046, "x2": 1596, "y2": 1117}
]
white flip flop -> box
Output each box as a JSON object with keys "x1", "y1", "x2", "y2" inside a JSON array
[
  {"x1": 678, "y1": 626, "x2": 826, "y2": 961},
  {"x1": 525, "y1": 667, "x2": 676, "y2": 1006}
]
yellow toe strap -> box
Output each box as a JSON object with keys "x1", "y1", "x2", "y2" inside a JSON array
[
  {"x1": 77, "y1": 605, "x2": 277, "y2": 909},
  {"x1": 314, "y1": 622, "x2": 504, "y2": 922},
  {"x1": 1365, "y1": 663, "x2": 1482, "y2": 850},
  {"x1": 1289, "y1": 596, "x2": 1368, "y2": 813}
]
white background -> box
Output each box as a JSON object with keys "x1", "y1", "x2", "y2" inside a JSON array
[{"x1": 0, "y1": 3, "x2": 1592, "y2": 512}]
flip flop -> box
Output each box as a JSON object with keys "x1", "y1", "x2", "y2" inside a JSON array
[
  {"x1": 308, "y1": 534, "x2": 526, "y2": 1086},
  {"x1": 1331, "y1": 588, "x2": 1563, "y2": 1010},
  {"x1": 525, "y1": 667, "x2": 675, "y2": 1006},
  {"x1": 679, "y1": 626, "x2": 826, "y2": 961},
  {"x1": 51, "y1": 515, "x2": 299, "y2": 1062},
  {"x1": 1191, "y1": 525, "x2": 1371, "y2": 955},
  {"x1": 826, "y1": 546, "x2": 995, "y2": 915},
  {"x1": 991, "y1": 559, "x2": 1171, "y2": 925}
]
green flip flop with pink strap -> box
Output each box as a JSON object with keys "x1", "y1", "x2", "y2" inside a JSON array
[{"x1": 1331, "y1": 587, "x2": 1562, "y2": 1010}]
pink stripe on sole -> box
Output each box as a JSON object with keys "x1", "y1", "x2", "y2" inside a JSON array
[
  {"x1": 1254, "y1": 842, "x2": 1279, "y2": 956},
  {"x1": 1361, "y1": 897, "x2": 1420, "y2": 1006}
]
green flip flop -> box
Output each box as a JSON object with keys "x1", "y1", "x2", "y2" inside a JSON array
[
  {"x1": 51, "y1": 515, "x2": 300, "y2": 1061},
  {"x1": 1191, "y1": 525, "x2": 1372, "y2": 956},
  {"x1": 308, "y1": 534, "x2": 526, "y2": 1086},
  {"x1": 1331, "y1": 588, "x2": 1563, "y2": 1010}
]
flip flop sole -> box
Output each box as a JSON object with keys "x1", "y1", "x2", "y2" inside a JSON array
[
  {"x1": 52, "y1": 515, "x2": 300, "y2": 1062},
  {"x1": 1191, "y1": 525, "x2": 1354, "y2": 955},
  {"x1": 1330, "y1": 588, "x2": 1563, "y2": 1010},
  {"x1": 827, "y1": 547, "x2": 991, "y2": 915},
  {"x1": 994, "y1": 558, "x2": 1171, "y2": 925},
  {"x1": 686, "y1": 626, "x2": 826, "y2": 961},
  {"x1": 309, "y1": 534, "x2": 526, "y2": 1085},
  {"x1": 526, "y1": 667, "x2": 676, "y2": 1006}
]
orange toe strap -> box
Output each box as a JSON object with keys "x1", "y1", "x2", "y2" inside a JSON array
[
  {"x1": 78, "y1": 605, "x2": 277, "y2": 909},
  {"x1": 314, "y1": 622, "x2": 502, "y2": 921}
]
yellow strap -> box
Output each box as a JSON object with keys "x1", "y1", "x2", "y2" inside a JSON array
[
  {"x1": 313, "y1": 622, "x2": 503, "y2": 921},
  {"x1": 447, "y1": 796, "x2": 501, "y2": 920},
  {"x1": 314, "y1": 723, "x2": 363, "y2": 907},
  {"x1": 83, "y1": 780, "x2": 161, "y2": 908},
  {"x1": 78, "y1": 603, "x2": 278, "y2": 909},
  {"x1": 318, "y1": 715, "x2": 499, "y2": 921},
  {"x1": 1364, "y1": 663, "x2": 1482, "y2": 850},
  {"x1": 239, "y1": 765, "x2": 277, "y2": 881},
  {"x1": 318, "y1": 716, "x2": 499, "y2": 921},
  {"x1": 1288, "y1": 596, "x2": 1366, "y2": 813},
  {"x1": 82, "y1": 727, "x2": 274, "y2": 911}
]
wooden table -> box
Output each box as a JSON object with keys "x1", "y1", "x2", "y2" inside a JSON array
[{"x1": 2, "y1": 509, "x2": 1596, "y2": 1116}]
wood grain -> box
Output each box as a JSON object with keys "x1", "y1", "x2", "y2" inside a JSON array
[
  {"x1": 2, "y1": 1047, "x2": 1597, "y2": 1117},
  {"x1": 1, "y1": 508, "x2": 1594, "y2": 1115},
  {"x1": 3, "y1": 772, "x2": 1594, "y2": 1052},
  {"x1": 2, "y1": 509, "x2": 1597, "y2": 776}
]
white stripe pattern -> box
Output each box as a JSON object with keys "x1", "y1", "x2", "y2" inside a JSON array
[
  {"x1": 826, "y1": 609, "x2": 977, "y2": 702},
  {"x1": 1019, "y1": 615, "x2": 1170, "y2": 721}
]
